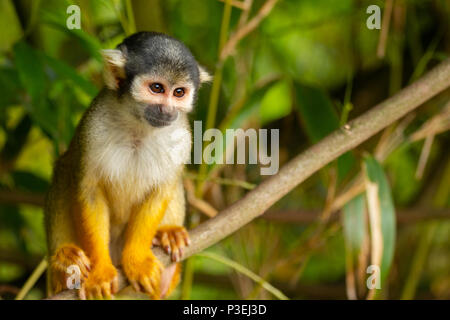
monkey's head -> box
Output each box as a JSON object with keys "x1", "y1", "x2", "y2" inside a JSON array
[{"x1": 101, "y1": 32, "x2": 211, "y2": 128}]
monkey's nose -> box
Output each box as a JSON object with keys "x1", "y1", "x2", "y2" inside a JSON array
[
  {"x1": 155, "y1": 105, "x2": 176, "y2": 119},
  {"x1": 158, "y1": 104, "x2": 175, "y2": 114},
  {"x1": 144, "y1": 104, "x2": 178, "y2": 127}
]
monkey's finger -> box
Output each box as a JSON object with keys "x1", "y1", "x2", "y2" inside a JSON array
[
  {"x1": 169, "y1": 235, "x2": 179, "y2": 262},
  {"x1": 178, "y1": 247, "x2": 184, "y2": 262},
  {"x1": 64, "y1": 251, "x2": 91, "y2": 278},
  {"x1": 149, "y1": 271, "x2": 161, "y2": 291},
  {"x1": 76, "y1": 263, "x2": 90, "y2": 280},
  {"x1": 130, "y1": 280, "x2": 141, "y2": 293},
  {"x1": 78, "y1": 286, "x2": 86, "y2": 300},
  {"x1": 92, "y1": 286, "x2": 103, "y2": 300},
  {"x1": 175, "y1": 231, "x2": 185, "y2": 249},
  {"x1": 141, "y1": 277, "x2": 154, "y2": 295},
  {"x1": 152, "y1": 237, "x2": 161, "y2": 246},
  {"x1": 182, "y1": 229, "x2": 191, "y2": 246},
  {"x1": 75, "y1": 250, "x2": 91, "y2": 270},
  {"x1": 169, "y1": 233, "x2": 177, "y2": 248},
  {"x1": 161, "y1": 232, "x2": 171, "y2": 254},
  {"x1": 148, "y1": 279, "x2": 160, "y2": 300},
  {"x1": 111, "y1": 276, "x2": 119, "y2": 294},
  {"x1": 52, "y1": 276, "x2": 63, "y2": 294},
  {"x1": 100, "y1": 282, "x2": 113, "y2": 300},
  {"x1": 172, "y1": 247, "x2": 180, "y2": 262}
]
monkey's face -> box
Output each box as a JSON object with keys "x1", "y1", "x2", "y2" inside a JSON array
[
  {"x1": 129, "y1": 73, "x2": 196, "y2": 127},
  {"x1": 101, "y1": 32, "x2": 211, "y2": 128}
]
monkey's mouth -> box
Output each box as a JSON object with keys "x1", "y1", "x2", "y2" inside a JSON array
[{"x1": 144, "y1": 105, "x2": 178, "y2": 127}]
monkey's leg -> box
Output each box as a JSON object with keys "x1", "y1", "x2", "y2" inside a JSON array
[
  {"x1": 75, "y1": 188, "x2": 118, "y2": 300},
  {"x1": 154, "y1": 179, "x2": 190, "y2": 262},
  {"x1": 46, "y1": 180, "x2": 91, "y2": 297},
  {"x1": 49, "y1": 244, "x2": 91, "y2": 298},
  {"x1": 153, "y1": 180, "x2": 188, "y2": 299},
  {"x1": 121, "y1": 186, "x2": 171, "y2": 299}
]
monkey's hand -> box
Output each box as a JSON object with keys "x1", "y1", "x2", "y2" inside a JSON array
[
  {"x1": 83, "y1": 262, "x2": 119, "y2": 300},
  {"x1": 50, "y1": 244, "x2": 91, "y2": 299},
  {"x1": 153, "y1": 226, "x2": 190, "y2": 262},
  {"x1": 122, "y1": 251, "x2": 163, "y2": 299}
]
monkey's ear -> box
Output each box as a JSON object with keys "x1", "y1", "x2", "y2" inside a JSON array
[
  {"x1": 198, "y1": 65, "x2": 212, "y2": 84},
  {"x1": 101, "y1": 49, "x2": 127, "y2": 90}
]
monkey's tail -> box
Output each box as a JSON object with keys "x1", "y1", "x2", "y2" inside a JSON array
[{"x1": 160, "y1": 262, "x2": 182, "y2": 299}]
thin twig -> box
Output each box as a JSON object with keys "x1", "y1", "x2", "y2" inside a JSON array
[
  {"x1": 15, "y1": 258, "x2": 48, "y2": 300},
  {"x1": 196, "y1": 251, "x2": 288, "y2": 300},
  {"x1": 237, "y1": 0, "x2": 254, "y2": 27},
  {"x1": 218, "y1": 0, "x2": 249, "y2": 10},
  {"x1": 186, "y1": 172, "x2": 255, "y2": 190},
  {"x1": 415, "y1": 134, "x2": 434, "y2": 179},
  {"x1": 197, "y1": 0, "x2": 234, "y2": 193},
  {"x1": 184, "y1": 179, "x2": 218, "y2": 217},
  {"x1": 377, "y1": 0, "x2": 394, "y2": 58},
  {"x1": 220, "y1": 0, "x2": 279, "y2": 61}
]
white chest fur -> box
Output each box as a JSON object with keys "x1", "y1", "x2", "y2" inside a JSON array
[{"x1": 87, "y1": 114, "x2": 191, "y2": 205}]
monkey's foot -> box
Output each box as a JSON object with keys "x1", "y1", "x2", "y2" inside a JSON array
[
  {"x1": 122, "y1": 252, "x2": 162, "y2": 299},
  {"x1": 153, "y1": 226, "x2": 190, "y2": 262},
  {"x1": 50, "y1": 244, "x2": 91, "y2": 298},
  {"x1": 84, "y1": 263, "x2": 119, "y2": 300}
]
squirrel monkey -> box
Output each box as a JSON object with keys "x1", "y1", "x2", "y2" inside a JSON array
[{"x1": 45, "y1": 32, "x2": 211, "y2": 300}]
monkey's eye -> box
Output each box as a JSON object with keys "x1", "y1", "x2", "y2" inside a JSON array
[
  {"x1": 173, "y1": 88, "x2": 185, "y2": 98},
  {"x1": 149, "y1": 83, "x2": 165, "y2": 94}
]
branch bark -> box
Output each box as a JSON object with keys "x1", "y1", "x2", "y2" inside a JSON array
[{"x1": 47, "y1": 58, "x2": 450, "y2": 299}]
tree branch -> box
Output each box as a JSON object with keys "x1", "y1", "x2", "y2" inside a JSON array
[
  {"x1": 46, "y1": 58, "x2": 450, "y2": 299},
  {"x1": 0, "y1": 190, "x2": 45, "y2": 207}
]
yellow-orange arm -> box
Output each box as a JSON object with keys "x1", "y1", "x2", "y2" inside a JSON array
[
  {"x1": 75, "y1": 186, "x2": 118, "y2": 299},
  {"x1": 75, "y1": 189, "x2": 112, "y2": 265},
  {"x1": 121, "y1": 185, "x2": 172, "y2": 298}
]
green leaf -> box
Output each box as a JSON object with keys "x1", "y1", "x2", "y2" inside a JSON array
[
  {"x1": 342, "y1": 193, "x2": 367, "y2": 299},
  {"x1": 363, "y1": 155, "x2": 396, "y2": 285},
  {"x1": 0, "y1": 115, "x2": 32, "y2": 164},
  {"x1": 13, "y1": 41, "x2": 59, "y2": 142},
  {"x1": 13, "y1": 41, "x2": 47, "y2": 103},
  {"x1": 294, "y1": 82, "x2": 355, "y2": 180},
  {"x1": 385, "y1": 145, "x2": 422, "y2": 205},
  {"x1": 42, "y1": 53, "x2": 98, "y2": 98},
  {"x1": 12, "y1": 171, "x2": 49, "y2": 193},
  {"x1": 259, "y1": 80, "x2": 292, "y2": 125},
  {"x1": 294, "y1": 83, "x2": 339, "y2": 142},
  {"x1": 343, "y1": 194, "x2": 366, "y2": 258},
  {"x1": 0, "y1": 67, "x2": 22, "y2": 109},
  {"x1": 41, "y1": 10, "x2": 103, "y2": 61},
  {"x1": 221, "y1": 78, "x2": 279, "y2": 131}
]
